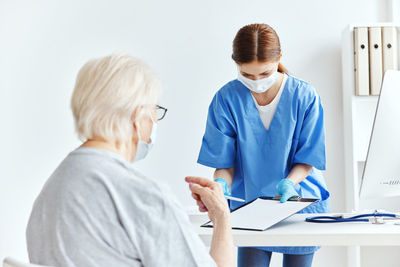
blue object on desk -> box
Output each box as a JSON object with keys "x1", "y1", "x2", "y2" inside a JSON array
[{"x1": 305, "y1": 212, "x2": 398, "y2": 224}]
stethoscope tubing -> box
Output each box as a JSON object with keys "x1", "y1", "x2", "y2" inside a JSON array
[{"x1": 305, "y1": 213, "x2": 397, "y2": 223}]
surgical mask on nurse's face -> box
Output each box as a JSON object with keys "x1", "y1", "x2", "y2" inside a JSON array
[
  {"x1": 237, "y1": 71, "x2": 278, "y2": 93},
  {"x1": 134, "y1": 119, "x2": 157, "y2": 162}
]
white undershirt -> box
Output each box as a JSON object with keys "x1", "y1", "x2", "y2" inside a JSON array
[{"x1": 251, "y1": 73, "x2": 288, "y2": 130}]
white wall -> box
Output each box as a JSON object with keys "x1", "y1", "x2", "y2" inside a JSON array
[{"x1": 0, "y1": 0, "x2": 390, "y2": 266}]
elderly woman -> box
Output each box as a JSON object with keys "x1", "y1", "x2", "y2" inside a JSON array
[{"x1": 26, "y1": 54, "x2": 234, "y2": 267}]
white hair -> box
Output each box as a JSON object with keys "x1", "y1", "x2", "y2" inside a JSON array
[{"x1": 71, "y1": 53, "x2": 161, "y2": 144}]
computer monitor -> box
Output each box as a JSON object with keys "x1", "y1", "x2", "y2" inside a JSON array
[{"x1": 360, "y1": 70, "x2": 400, "y2": 199}]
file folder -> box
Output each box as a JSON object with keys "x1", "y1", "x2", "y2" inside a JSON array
[
  {"x1": 354, "y1": 27, "x2": 370, "y2": 96},
  {"x1": 369, "y1": 27, "x2": 383, "y2": 95},
  {"x1": 382, "y1": 27, "x2": 399, "y2": 73},
  {"x1": 201, "y1": 196, "x2": 318, "y2": 231}
]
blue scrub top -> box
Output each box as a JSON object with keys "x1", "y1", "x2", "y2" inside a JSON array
[{"x1": 198, "y1": 75, "x2": 330, "y2": 255}]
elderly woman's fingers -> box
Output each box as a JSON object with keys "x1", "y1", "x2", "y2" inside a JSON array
[
  {"x1": 198, "y1": 206, "x2": 207, "y2": 212},
  {"x1": 189, "y1": 184, "x2": 213, "y2": 205},
  {"x1": 196, "y1": 200, "x2": 208, "y2": 212},
  {"x1": 191, "y1": 192, "x2": 201, "y2": 201},
  {"x1": 187, "y1": 177, "x2": 230, "y2": 223},
  {"x1": 190, "y1": 187, "x2": 208, "y2": 212},
  {"x1": 185, "y1": 176, "x2": 215, "y2": 188},
  {"x1": 197, "y1": 199, "x2": 206, "y2": 209},
  {"x1": 188, "y1": 183, "x2": 208, "y2": 197}
]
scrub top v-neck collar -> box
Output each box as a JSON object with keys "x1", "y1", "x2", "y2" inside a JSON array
[
  {"x1": 250, "y1": 74, "x2": 288, "y2": 131},
  {"x1": 244, "y1": 73, "x2": 290, "y2": 133}
]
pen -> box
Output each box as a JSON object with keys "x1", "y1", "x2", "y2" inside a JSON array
[{"x1": 224, "y1": 195, "x2": 246, "y2": 202}]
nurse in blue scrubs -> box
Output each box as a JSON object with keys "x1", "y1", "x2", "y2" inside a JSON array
[{"x1": 197, "y1": 23, "x2": 330, "y2": 267}]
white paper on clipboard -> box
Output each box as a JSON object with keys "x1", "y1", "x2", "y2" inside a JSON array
[{"x1": 201, "y1": 197, "x2": 318, "y2": 231}]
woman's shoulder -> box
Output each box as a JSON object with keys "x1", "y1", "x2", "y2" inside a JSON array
[
  {"x1": 287, "y1": 75, "x2": 318, "y2": 94},
  {"x1": 209, "y1": 79, "x2": 248, "y2": 109},
  {"x1": 215, "y1": 79, "x2": 246, "y2": 98},
  {"x1": 286, "y1": 74, "x2": 320, "y2": 104},
  {"x1": 47, "y1": 148, "x2": 165, "y2": 201},
  {"x1": 111, "y1": 162, "x2": 182, "y2": 209}
]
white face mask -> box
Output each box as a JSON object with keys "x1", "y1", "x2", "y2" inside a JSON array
[
  {"x1": 238, "y1": 71, "x2": 278, "y2": 93},
  {"x1": 134, "y1": 119, "x2": 157, "y2": 162}
]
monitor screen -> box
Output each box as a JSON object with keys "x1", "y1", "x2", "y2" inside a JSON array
[{"x1": 360, "y1": 70, "x2": 400, "y2": 199}]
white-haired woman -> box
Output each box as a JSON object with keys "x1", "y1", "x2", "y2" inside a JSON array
[{"x1": 26, "y1": 54, "x2": 234, "y2": 267}]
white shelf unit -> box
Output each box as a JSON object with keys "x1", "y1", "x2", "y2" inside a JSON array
[{"x1": 341, "y1": 23, "x2": 400, "y2": 267}]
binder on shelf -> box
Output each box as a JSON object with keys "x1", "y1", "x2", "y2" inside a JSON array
[
  {"x1": 368, "y1": 27, "x2": 383, "y2": 96},
  {"x1": 354, "y1": 27, "x2": 370, "y2": 96},
  {"x1": 382, "y1": 27, "x2": 399, "y2": 73}
]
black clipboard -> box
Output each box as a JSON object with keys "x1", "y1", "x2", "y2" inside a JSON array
[{"x1": 201, "y1": 196, "x2": 319, "y2": 231}]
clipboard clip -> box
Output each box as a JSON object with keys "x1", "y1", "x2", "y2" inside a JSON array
[{"x1": 272, "y1": 195, "x2": 302, "y2": 201}]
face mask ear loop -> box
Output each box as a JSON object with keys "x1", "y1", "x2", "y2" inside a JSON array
[
  {"x1": 134, "y1": 106, "x2": 151, "y2": 141},
  {"x1": 135, "y1": 122, "x2": 142, "y2": 143},
  {"x1": 135, "y1": 108, "x2": 157, "y2": 143}
]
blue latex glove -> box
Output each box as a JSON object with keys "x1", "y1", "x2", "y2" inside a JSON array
[
  {"x1": 276, "y1": 179, "x2": 299, "y2": 203},
  {"x1": 215, "y1": 178, "x2": 231, "y2": 196}
]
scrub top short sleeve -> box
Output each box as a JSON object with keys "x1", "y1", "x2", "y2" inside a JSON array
[
  {"x1": 198, "y1": 92, "x2": 237, "y2": 169},
  {"x1": 293, "y1": 92, "x2": 326, "y2": 171}
]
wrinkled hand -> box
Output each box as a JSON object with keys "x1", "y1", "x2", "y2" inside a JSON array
[
  {"x1": 185, "y1": 176, "x2": 230, "y2": 223},
  {"x1": 214, "y1": 178, "x2": 231, "y2": 196},
  {"x1": 276, "y1": 179, "x2": 299, "y2": 203}
]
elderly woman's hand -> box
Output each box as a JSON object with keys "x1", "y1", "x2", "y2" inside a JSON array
[{"x1": 185, "y1": 176, "x2": 230, "y2": 224}]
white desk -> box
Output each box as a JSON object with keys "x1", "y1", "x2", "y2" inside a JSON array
[{"x1": 192, "y1": 213, "x2": 400, "y2": 247}]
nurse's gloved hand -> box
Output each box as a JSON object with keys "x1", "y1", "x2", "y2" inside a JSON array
[
  {"x1": 214, "y1": 178, "x2": 231, "y2": 196},
  {"x1": 276, "y1": 179, "x2": 299, "y2": 203}
]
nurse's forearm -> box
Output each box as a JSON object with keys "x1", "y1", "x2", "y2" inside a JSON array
[
  {"x1": 214, "y1": 168, "x2": 235, "y2": 186},
  {"x1": 286, "y1": 163, "x2": 312, "y2": 185}
]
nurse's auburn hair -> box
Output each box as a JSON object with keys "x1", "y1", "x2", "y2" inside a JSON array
[{"x1": 232, "y1": 23, "x2": 288, "y2": 73}]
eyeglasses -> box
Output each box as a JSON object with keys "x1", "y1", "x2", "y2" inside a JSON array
[{"x1": 156, "y1": 105, "x2": 168, "y2": 121}]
